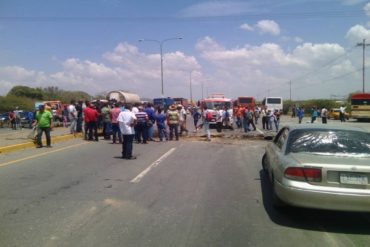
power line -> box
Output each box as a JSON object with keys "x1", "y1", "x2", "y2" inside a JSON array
[{"x1": 0, "y1": 9, "x2": 363, "y2": 23}]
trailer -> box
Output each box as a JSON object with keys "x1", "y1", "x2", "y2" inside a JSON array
[{"x1": 106, "y1": 90, "x2": 140, "y2": 104}]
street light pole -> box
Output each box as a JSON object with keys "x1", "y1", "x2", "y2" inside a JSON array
[
  {"x1": 357, "y1": 39, "x2": 370, "y2": 93},
  {"x1": 189, "y1": 70, "x2": 195, "y2": 104},
  {"x1": 139, "y1": 37, "x2": 183, "y2": 96}
]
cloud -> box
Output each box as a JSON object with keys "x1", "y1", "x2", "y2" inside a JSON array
[
  {"x1": 256, "y1": 20, "x2": 281, "y2": 36},
  {"x1": 195, "y1": 37, "x2": 357, "y2": 99},
  {"x1": 345, "y1": 24, "x2": 370, "y2": 43},
  {"x1": 364, "y1": 2, "x2": 370, "y2": 16},
  {"x1": 240, "y1": 23, "x2": 254, "y2": 31},
  {"x1": 342, "y1": 0, "x2": 367, "y2": 5},
  {"x1": 179, "y1": 1, "x2": 255, "y2": 17},
  {"x1": 0, "y1": 43, "x2": 201, "y2": 98}
]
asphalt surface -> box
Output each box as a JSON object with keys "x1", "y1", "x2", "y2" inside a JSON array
[{"x1": 1, "y1": 116, "x2": 370, "y2": 246}]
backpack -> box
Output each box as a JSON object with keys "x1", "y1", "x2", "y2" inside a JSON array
[{"x1": 206, "y1": 111, "x2": 213, "y2": 121}]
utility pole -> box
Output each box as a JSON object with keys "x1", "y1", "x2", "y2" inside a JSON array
[
  {"x1": 357, "y1": 39, "x2": 370, "y2": 93},
  {"x1": 289, "y1": 80, "x2": 292, "y2": 102}
]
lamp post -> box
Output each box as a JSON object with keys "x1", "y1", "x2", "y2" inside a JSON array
[
  {"x1": 189, "y1": 70, "x2": 195, "y2": 105},
  {"x1": 138, "y1": 37, "x2": 183, "y2": 96}
]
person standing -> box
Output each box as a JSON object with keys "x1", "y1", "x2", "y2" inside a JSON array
[
  {"x1": 9, "y1": 111, "x2": 16, "y2": 130},
  {"x1": 311, "y1": 107, "x2": 318, "y2": 123},
  {"x1": 261, "y1": 107, "x2": 267, "y2": 130},
  {"x1": 267, "y1": 110, "x2": 274, "y2": 130},
  {"x1": 178, "y1": 105, "x2": 189, "y2": 136},
  {"x1": 84, "y1": 103, "x2": 99, "y2": 141},
  {"x1": 34, "y1": 104, "x2": 53, "y2": 148},
  {"x1": 110, "y1": 102, "x2": 122, "y2": 144},
  {"x1": 339, "y1": 105, "x2": 346, "y2": 122},
  {"x1": 167, "y1": 104, "x2": 180, "y2": 141},
  {"x1": 145, "y1": 103, "x2": 156, "y2": 141},
  {"x1": 135, "y1": 106, "x2": 149, "y2": 144},
  {"x1": 155, "y1": 107, "x2": 168, "y2": 141},
  {"x1": 192, "y1": 107, "x2": 201, "y2": 132},
  {"x1": 68, "y1": 100, "x2": 78, "y2": 134},
  {"x1": 215, "y1": 107, "x2": 223, "y2": 133},
  {"x1": 202, "y1": 106, "x2": 212, "y2": 141},
  {"x1": 101, "y1": 102, "x2": 112, "y2": 140},
  {"x1": 62, "y1": 105, "x2": 69, "y2": 128},
  {"x1": 273, "y1": 110, "x2": 280, "y2": 132},
  {"x1": 297, "y1": 107, "x2": 304, "y2": 124},
  {"x1": 254, "y1": 106, "x2": 260, "y2": 125},
  {"x1": 118, "y1": 104, "x2": 137, "y2": 160},
  {"x1": 76, "y1": 100, "x2": 84, "y2": 133},
  {"x1": 14, "y1": 107, "x2": 21, "y2": 130},
  {"x1": 321, "y1": 107, "x2": 328, "y2": 124}
]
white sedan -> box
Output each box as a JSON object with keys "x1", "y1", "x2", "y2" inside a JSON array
[{"x1": 262, "y1": 124, "x2": 370, "y2": 212}]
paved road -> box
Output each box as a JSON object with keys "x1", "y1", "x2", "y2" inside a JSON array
[{"x1": 1, "y1": 128, "x2": 370, "y2": 246}]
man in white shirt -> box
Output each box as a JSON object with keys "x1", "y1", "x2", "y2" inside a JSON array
[
  {"x1": 68, "y1": 100, "x2": 78, "y2": 134},
  {"x1": 118, "y1": 104, "x2": 137, "y2": 159},
  {"x1": 321, "y1": 107, "x2": 328, "y2": 124},
  {"x1": 339, "y1": 105, "x2": 346, "y2": 122}
]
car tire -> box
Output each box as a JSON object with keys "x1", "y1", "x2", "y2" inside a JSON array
[
  {"x1": 271, "y1": 177, "x2": 286, "y2": 208},
  {"x1": 262, "y1": 153, "x2": 268, "y2": 172}
]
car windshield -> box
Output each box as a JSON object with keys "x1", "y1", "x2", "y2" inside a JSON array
[
  {"x1": 287, "y1": 129, "x2": 370, "y2": 154},
  {"x1": 205, "y1": 101, "x2": 231, "y2": 109}
]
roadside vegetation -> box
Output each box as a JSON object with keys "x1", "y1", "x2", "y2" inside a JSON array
[{"x1": 0, "y1": 86, "x2": 92, "y2": 112}]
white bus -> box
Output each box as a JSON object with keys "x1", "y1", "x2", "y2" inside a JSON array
[{"x1": 262, "y1": 97, "x2": 283, "y2": 112}]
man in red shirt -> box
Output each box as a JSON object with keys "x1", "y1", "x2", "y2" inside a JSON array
[{"x1": 84, "y1": 103, "x2": 99, "y2": 141}]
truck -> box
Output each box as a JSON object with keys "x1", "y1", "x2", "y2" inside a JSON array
[
  {"x1": 153, "y1": 97, "x2": 175, "y2": 111},
  {"x1": 234, "y1": 96, "x2": 256, "y2": 109},
  {"x1": 106, "y1": 90, "x2": 140, "y2": 104},
  {"x1": 173, "y1": 97, "x2": 189, "y2": 108},
  {"x1": 199, "y1": 93, "x2": 233, "y2": 127}
]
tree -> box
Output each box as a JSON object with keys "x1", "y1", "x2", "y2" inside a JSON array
[{"x1": 7, "y1": 85, "x2": 44, "y2": 99}]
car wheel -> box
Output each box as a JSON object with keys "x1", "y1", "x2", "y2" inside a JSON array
[
  {"x1": 262, "y1": 153, "x2": 268, "y2": 172},
  {"x1": 271, "y1": 177, "x2": 285, "y2": 208}
]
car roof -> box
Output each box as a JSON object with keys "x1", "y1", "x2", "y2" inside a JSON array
[{"x1": 282, "y1": 124, "x2": 369, "y2": 133}]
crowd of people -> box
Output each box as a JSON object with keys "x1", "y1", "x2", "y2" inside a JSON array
[{"x1": 27, "y1": 99, "x2": 350, "y2": 158}]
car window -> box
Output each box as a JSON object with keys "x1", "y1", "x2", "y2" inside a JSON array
[{"x1": 287, "y1": 129, "x2": 370, "y2": 155}]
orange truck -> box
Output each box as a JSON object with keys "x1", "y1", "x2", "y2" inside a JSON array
[{"x1": 35, "y1": 101, "x2": 63, "y2": 121}]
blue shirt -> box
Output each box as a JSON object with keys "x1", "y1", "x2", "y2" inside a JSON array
[
  {"x1": 145, "y1": 107, "x2": 155, "y2": 122},
  {"x1": 156, "y1": 113, "x2": 166, "y2": 128}
]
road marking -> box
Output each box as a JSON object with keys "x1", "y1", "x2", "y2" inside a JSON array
[
  {"x1": 255, "y1": 128, "x2": 264, "y2": 135},
  {"x1": 130, "y1": 147, "x2": 176, "y2": 183},
  {"x1": 0, "y1": 142, "x2": 89, "y2": 168}
]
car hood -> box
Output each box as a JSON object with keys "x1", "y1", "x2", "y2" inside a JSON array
[{"x1": 288, "y1": 152, "x2": 370, "y2": 167}]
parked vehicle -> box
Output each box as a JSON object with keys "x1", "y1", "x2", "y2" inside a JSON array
[
  {"x1": 106, "y1": 90, "x2": 140, "y2": 104},
  {"x1": 153, "y1": 97, "x2": 175, "y2": 111},
  {"x1": 0, "y1": 112, "x2": 9, "y2": 128},
  {"x1": 262, "y1": 124, "x2": 370, "y2": 212},
  {"x1": 262, "y1": 97, "x2": 283, "y2": 112},
  {"x1": 234, "y1": 96, "x2": 255, "y2": 109},
  {"x1": 350, "y1": 93, "x2": 370, "y2": 121},
  {"x1": 328, "y1": 108, "x2": 349, "y2": 120},
  {"x1": 173, "y1": 97, "x2": 189, "y2": 108},
  {"x1": 200, "y1": 93, "x2": 233, "y2": 127}
]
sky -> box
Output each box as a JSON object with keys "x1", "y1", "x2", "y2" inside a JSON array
[{"x1": 1, "y1": 0, "x2": 370, "y2": 101}]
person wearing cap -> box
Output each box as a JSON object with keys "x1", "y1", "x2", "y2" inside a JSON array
[
  {"x1": 34, "y1": 104, "x2": 53, "y2": 148},
  {"x1": 167, "y1": 104, "x2": 180, "y2": 141}
]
